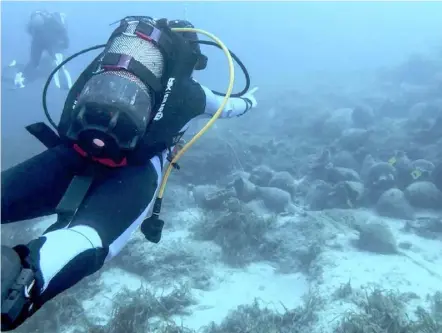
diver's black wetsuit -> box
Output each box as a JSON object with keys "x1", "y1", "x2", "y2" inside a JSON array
[
  {"x1": 0, "y1": 81, "x2": 255, "y2": 330},
  {"x1": 23, "y1": 12, "x2": 69, "y2": 79}
]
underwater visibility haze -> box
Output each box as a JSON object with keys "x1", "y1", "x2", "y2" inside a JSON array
[{"x1": 1, "y1": 1, "x2": 442, "y2": 333}]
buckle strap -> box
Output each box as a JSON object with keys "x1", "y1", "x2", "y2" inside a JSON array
[
  {"x1": 100, "y1": 53, "x2": 163, "y2": 94},
  {"x1": 55, "y1": 165, "x2": 96, "y2": 224},
  {"x1": 134, "y1": 21, "x2": 174, "y2": 60},
  {"x1": 1, "y1": 240, "x2": 46, "y2": 330},
  {"x1": 108, "y1": 19, "x2": 175, "y2": 62}
]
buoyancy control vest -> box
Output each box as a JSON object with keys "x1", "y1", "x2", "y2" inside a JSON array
[{"x1": 129, "y1": 77, "x2": 206, "y2": 165}]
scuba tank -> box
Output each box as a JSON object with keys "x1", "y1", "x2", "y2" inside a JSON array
[{"x1": 57, "y1": 16, "x2": 199, "y2": 164}]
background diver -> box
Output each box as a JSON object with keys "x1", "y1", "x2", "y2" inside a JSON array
[
  {"x1": 5, "y1": 10, "x2": 73, "y2": 90},
  {"x1": 1, "y1": 17, "x2": 258, "y2": 331}
]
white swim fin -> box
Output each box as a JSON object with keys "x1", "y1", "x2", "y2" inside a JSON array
[
  {"x1": 14, "y1": 72, "x2": 26, "y2": 89},
  {"x1": 53, "y1": 53, "x2": 73, "y2": 90}
]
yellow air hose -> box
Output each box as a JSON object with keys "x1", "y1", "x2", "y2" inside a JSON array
[{"x1": 156, "y1": 28, "x2": 235, "y2": 200}]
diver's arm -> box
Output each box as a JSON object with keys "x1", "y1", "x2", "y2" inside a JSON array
[
  {"x1": 22, "y1": 38, "x2": 44, "y2": 78},
  {"x1": 201, "y1": 85, "x2": 257, "y2": 119}
]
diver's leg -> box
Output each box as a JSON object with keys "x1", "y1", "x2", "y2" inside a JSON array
[
  {"x1": 1, "y1": 145, "x2": 86, "y2": 223},
  {"x1": 47, "y1": 48, "x2": 73, "y2": 90},
  {"x1": 40, "y1": 152, "x2": 165, "y2": 297},
  {"x1": 1, "y1": 153, "x2": 166, "y2": 331},
  {"x1": 22, "y1": 39, "x2": 43, "y2": 80}
]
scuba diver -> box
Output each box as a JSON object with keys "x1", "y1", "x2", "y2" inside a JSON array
[
  {"x1": 5, "y1": 10, "x2": 72, "y2": 90},
  {"x1": 1, "y1": 17, "x2": 258, "y2": 331}
]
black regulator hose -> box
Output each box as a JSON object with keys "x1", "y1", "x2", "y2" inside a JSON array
[
  {"x1": 195, "y1": 40, "x2": 250, "y2": 97},
  {"x1": 42, "y1": 44, "x2": 106, "y2": 130},
  {"x1": 43, "y1": 42, "x2": 250, "y2": 130}
]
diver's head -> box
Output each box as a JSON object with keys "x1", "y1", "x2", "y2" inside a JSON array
[
  {"x1": 29, "y1": 10, "x2": 48, "y2": 30},
  {"x1": 168, "y1": 19, "x2": 207, "y2": 70}
]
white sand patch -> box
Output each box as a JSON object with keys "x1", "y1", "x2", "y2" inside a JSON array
[
  {"x1": 74, "y1": 207, "x2": 441, "y2": 332},
  {"x1": 319, "y1": 247, "x2": 442, "y2": 298},
  {"x1": 312, "y1": 217, "x2": 442, "y2": 332},
  {"x1": 82, "y1": 267, "x2": 144, "y2": 325},
  {"x1": 178, "y1": 262, "x2": 309, "y2": 330},
  {"x1": 162, "y1": 207, "x2": 206, "y2": 230}
]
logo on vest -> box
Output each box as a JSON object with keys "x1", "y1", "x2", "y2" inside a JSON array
[{"x1": 154, "y1": 77, "x2": 175, "y2": 121}]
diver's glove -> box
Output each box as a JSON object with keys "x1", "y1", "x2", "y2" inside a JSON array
[
  {"x1": 237, "y1": 86, "x2": 259, "y2": 116},
  {"x1": 240, "y1": 86, "x2": 259, "y2": 111}
]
